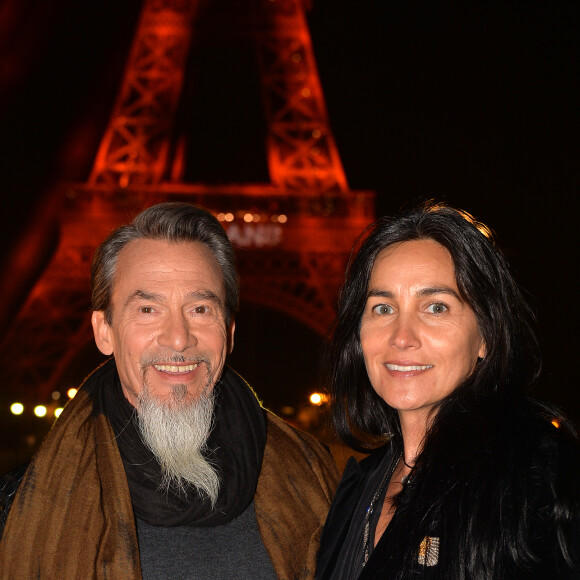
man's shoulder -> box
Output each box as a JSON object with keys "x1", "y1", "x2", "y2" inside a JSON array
[
  {"x1": 255, "y1": 411, "x2": 340, "y2": 578},
  {"x1": 264, "y1": 411, "x2": 333, "y2": 459},
  {"x1": 262, "y1": 410, "x2": 340, "y2": 483}
]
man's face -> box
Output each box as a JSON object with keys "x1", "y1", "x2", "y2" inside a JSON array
[{"x1": 92, "y1": 238, "x2": 235, "y2": 408}]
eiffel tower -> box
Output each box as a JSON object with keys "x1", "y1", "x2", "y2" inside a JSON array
[{"x1": 0, "y1": 0, "x2": 374, "y2": 413}]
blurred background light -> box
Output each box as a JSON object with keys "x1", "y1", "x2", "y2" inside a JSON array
[{"x1": 309, "y1": 392, "x2": 327, "y2": 406}]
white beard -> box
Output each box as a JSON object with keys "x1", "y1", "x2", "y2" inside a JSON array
[{"x1": 136, "y1": 377, "x2": 221, "y2": 506}]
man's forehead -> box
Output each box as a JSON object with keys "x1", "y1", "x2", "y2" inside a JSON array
[{"x1": 113, "y1": 239, "x2": 225, "y2": 297}]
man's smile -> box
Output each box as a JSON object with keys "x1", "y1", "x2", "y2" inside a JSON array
[{"x1": 153, "y1": 363, "x2": 200, "y2": 373}]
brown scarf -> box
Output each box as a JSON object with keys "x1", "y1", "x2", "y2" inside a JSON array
[
  {"x1": 0, "y1": 383, "x2": 139, "y2": 578},
  {"x1": 0, "y1": 363, "x2": 339, "y2": 579}
]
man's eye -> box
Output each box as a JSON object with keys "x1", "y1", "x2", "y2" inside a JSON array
[
  {"x1": 194, "y1": 305, "x2": 207, "y2": 314},
  {"x1": 426, "y1": 303, "x2": 448, "y2": 314},
  {"x1": 372, "y1": 304, "x2": 393, "y2": 315},
  {"x1": 140, "y1": 306, "x2": 154, "y2": 314}
]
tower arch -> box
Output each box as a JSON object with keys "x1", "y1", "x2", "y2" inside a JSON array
[{"x1": 0, "y1": 0, "x2": 375, "y2": 408}]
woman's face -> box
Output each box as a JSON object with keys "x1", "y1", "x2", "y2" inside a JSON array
[{"x1": 360, "y1": 239, "x2": 485, "y2": 427}]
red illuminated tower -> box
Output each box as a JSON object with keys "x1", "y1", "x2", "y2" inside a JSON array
[{"x1": 0, "y1": 0, "x2": 374, "y2": 407}]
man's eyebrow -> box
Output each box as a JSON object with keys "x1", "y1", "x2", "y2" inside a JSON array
[
  {"x1": 124, "y1": 289, "x2": 222, "y2": 308},
  {"x1": 184, "y1": 290, "x2": 222, "y2": 304},
  {"x1": 124, "y1": 289, "x2": 162, "y2": 307}
]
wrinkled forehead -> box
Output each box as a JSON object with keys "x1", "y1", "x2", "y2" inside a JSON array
[{"x1": 113, "y1": 238, "x2": 226, "y2": 301}]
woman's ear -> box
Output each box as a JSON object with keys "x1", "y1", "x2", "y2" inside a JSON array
[
  {"x1": 92, "y1": 311, "x2": 114, "y2": 356},
  {"x1": 478, "y1": 339, "x2": 486, "y2": 360}
]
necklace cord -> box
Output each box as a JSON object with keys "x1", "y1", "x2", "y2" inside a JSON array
[{"x1": 362, "y1": 452, "x2": 403, "y2": 566}]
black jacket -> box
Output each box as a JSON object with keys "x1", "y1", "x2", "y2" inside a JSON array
[{"x1": 316, "y1": 413, "x2": 580, "y2": 579}]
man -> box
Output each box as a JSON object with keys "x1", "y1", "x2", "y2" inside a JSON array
[{"x1": 0, "y1": 202, "x2": 339, "y2": 579}]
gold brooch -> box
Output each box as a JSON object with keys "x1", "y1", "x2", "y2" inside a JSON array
[{"x1": 417, "y1": 536, "x2": 440, "y2": 566}]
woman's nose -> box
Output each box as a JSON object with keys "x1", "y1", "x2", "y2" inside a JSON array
[{"x1": 388, "y1": 314, "x2": 421, "y2": 350}]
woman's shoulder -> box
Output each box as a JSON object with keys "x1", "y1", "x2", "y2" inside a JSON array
[
  {"x1": 436, "y1": 402, "x2": 580, "y2": 575},
  {"x1": 316, "y1": 444, "x2": 396, "y2": 579},
  {"x1": 509, "y1": 402, "x2": 580, "y2": 469},
  {"x1": 322, "y1": 444, "x2": 395, "y2": 527},
  {"x1": 498, "y1": 404, "x2": 580, "y2": 546},
  {"x1": 526, "y1": 410, "x2": 580, "y2": 500},
  {"x1": 437, "y1": 400, "x2": 580, "y2": 525},
  {"x1": 518, "y1": 408, "x2": 580, "y2": 572},
  {"x1": 342, "y1": 442, "x2": 394, "y2": 481}
]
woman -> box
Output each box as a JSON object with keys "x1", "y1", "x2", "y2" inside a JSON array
[{"x1": 316, "y1": 202, "x2": 580, "y2": 579}]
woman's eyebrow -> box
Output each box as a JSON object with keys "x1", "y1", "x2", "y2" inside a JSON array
[
  {"x1": 417, "y1": 286, "x2": 462, "y2": 300},
  {"x1": 365, "y1": 287, "x2": 462, "y2": 300},
  {"x1": 366, "y1": 289, "x2": 394, "y2": 299}
]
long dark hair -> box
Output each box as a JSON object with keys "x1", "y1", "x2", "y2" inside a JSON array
[
  {"x1": 324, "y1": 201, "x2": 580, "y2": 576},
  {"x1": 326, "y1": 200, "x2": 541, "y2": 451}
]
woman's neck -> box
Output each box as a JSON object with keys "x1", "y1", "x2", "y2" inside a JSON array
[
  {"x1": 373, "y1": 410, "x2": 432, "y2": 547},
  {"x1": 398, "y1": 409, "x2": 430, "y2": 467}
]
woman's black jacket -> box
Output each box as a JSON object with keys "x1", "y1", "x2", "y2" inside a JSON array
[{"x1": 316, "y1": 411, "x2": 580, "y2": 579}]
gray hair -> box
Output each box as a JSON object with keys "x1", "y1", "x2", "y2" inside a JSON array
[{"x1": 91, "y1": 202, "x2": 239, "y2": 325}]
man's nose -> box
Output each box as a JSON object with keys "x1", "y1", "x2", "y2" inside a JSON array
[{"x1": 157, "y1": 312, "x2": 197, "y2": 351}]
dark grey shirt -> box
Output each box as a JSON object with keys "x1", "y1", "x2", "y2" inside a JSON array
[{"x1": 137, "y1": 500, "x2": 277, "y2": 579}]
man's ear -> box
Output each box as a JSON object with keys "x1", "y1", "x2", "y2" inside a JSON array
[
  {"x1": 92, "y1": 311, "x2": 114, "y2": 356},
  {"x1": 227, "y1": 320, "x2": 236, "y2": 354}
]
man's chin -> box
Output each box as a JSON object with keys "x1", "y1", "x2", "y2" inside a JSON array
[
  {"x1": 142, "y1": 361, "x2": 215, "y2": 405},
  {"x1": 149, "y1": 384, "x2": 213, "y2": 411}
]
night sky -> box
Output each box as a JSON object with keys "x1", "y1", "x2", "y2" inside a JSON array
[{"x1": 0, "y1": 1, "x2": 578, "y2": 424}]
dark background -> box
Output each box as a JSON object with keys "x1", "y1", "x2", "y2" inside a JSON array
[{"x1": 0, "y1": 1, "x2": 578, "y2": 433}]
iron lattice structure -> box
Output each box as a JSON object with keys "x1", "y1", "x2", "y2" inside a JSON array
[{"x1": 0, "y1": 0, "x2": 374, "y2": 405}]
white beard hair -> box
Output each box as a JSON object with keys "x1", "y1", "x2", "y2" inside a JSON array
[{"x1": 136, "y1": 379, "x2": 221, "y2": 507}]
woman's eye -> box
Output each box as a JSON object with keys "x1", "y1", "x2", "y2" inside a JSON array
[
  {"x1": 426, "y1": 303, "x2": 447, "y2": 314},
  {"x1": 372, "y1": 304, "x2": 393, "y2": 315}
]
